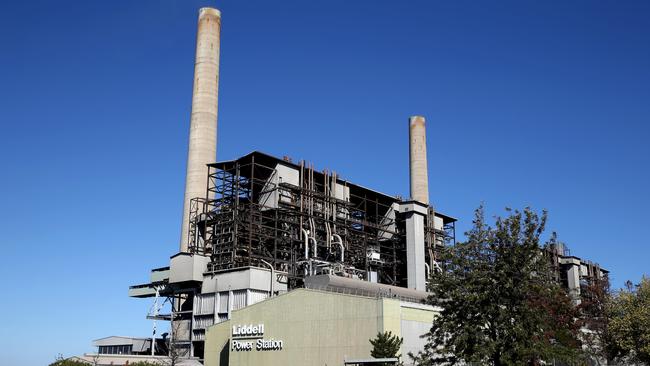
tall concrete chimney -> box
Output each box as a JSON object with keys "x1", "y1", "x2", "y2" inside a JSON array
[
  {"x1": 409, "y1": 116, "x2": 429, "y2": 205},
  {"x1": 180, "y1": 7, "x2": 221, "y2": 252}
]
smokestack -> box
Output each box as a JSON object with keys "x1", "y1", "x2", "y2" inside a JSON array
[
  {"x1": 409, "y1": 116, "x2": 429, "y2": 205},
  {"x1": 179, "y1": 7, "x2": 221, "y2": 252}
]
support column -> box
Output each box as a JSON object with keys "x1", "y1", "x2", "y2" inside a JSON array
[{"x1": 400, "y1": 201, "x2": 428, "y2": 291}]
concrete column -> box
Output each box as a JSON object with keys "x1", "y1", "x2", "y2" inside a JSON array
[
  {"x1": 559, "y1": 257, "x2": 582, "y2": 305},
  {"x1": 400, "y1": 201, "x2": 428, "y2": 292},
  {"x1": 180, "y1": 8, "x2": 221, "y2": 252},
  {"x1": 409, "y1": 116, "x2": 429, "y2": 205},
  {"x1": 567, "y1": 263, "x2": 582, "y2": 305}
]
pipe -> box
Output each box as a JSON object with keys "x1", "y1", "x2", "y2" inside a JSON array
[
  {"x1": 424, "y1": 262, "x2": 430, "y2": 280},
  {"x1": 309, "y1": 237, "x2": 317, "y2": 261},
  {"x1": 325, "y1": 222, "x2": 332, "y2": 250},
  {"x1": 259, "y1": 259, "x2": 274, "y2": 297},
  {"x1": 332, "y1": 234, "x2": 344, "y2": 262},
  {"x1": 299, "y1": 161, "x2": 304, "y2": 230},
  {"x1": 432, "y1": 260, "x2": 442, "y2": 273},
  {"x1": 308, "y1": 218, "x2": 313, "y2": 236},
  {"x1": 302, "y1": 228, "x2": 318, "y2": 264},
  {"x1": 331, "y1": 172, "x2": 337, "y2": 232},
  {"x1": 409, "y1": 116, "x2": 429, "y2": 205},
  {"x1": 301, "y1": 229, "x2": 309, "y2": 259},
  {"x1": 179, "y1": 7, "x2": 222, "y2": 252}
]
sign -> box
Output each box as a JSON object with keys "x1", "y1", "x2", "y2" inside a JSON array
[
  {"x1": 232, "y1": 323, "x2": 264, "y2": 337},
  {"x1": 231, "y1": 323, "x2": 284, "y2": 352},
  {"x1": 231, "y1": 339, "x2": 283, "y2": 351}
]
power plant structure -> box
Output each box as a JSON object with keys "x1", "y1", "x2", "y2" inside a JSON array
[
  {"x1": 129, "y1": 145, "x2": 457, "y2": 359},
  {"x1": 124, "y1": 6, "x2": 457, "y2": 362},
  {"x1": 126, "y1": 6, "x2": 457, "y2": 360},
  {"x1": 76, "y1": 7, "x2": 608, "y2": 366}
]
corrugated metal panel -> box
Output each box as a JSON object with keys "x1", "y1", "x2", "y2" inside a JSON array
[
  {"x1": 249, "y1": 290, "x2": 268, "y2": 305},
  {"x1": 217, "y1": 313, "x2": 229, "y2": 323},
  {"x1": 218, "y1": 292, "x2": 229, "y2": 313},
  {"x1": 197, "y1": 294, "x2": 215, "y2": 314},
  {"x1": 193, "y1": 330, "x2": 205, "y2": 341},
  {"x1": 231, "y1": 289, "x2": 247, "y2": 310},
  {"x1": 193, "y1": 315, "x2": 214, "y2": 329}
]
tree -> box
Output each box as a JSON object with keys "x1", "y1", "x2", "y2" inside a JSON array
[
  {"x1": 159, "y1": 318, "x2": 187, "y2": 366},
  {"x1": 410, "y1": 207, "x2": 582, "y2": 365},
  {"x1": 577, "y1": 276, "x2": 622, "y2": 364},
  {"x1": 370, "y1": 331, "x2": 403, "y2": 365},
  {"x1": 608, "y1": 277, "x2": 650, "y2": 364},
  {"x1": 49, "y1": 354, "x2": 91, "y2": 366}
]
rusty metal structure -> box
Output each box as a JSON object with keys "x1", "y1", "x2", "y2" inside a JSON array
[{"x1": 187, "y1": 151, "x2": 456, "y2": 289}]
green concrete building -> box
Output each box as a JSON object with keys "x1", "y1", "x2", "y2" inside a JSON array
[{"x1": 204, "y1": 289, "x2": 437, "y2": 366}]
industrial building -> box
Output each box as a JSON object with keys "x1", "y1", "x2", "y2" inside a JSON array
[
  {"x1": 75, "y1": 7, "x2": 608, "y2": 366},
  {"x1": 548, "y1": 242, "x2": 609, "y2": 305},
  {"x1": 123, "y1": 8, "x2": 456, "y2": 364}
]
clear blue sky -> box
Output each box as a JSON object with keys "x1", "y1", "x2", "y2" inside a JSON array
[{"x1": 1, "y1": 0, "x2": 648, "y2": 365}]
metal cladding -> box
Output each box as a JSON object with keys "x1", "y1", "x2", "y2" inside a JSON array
[
  {"x1": 409, "y1": 116, "x2": 429, "y2": 205},
  {"x1": 180, "y1": 7, "x2": 222, "y2": 252}
]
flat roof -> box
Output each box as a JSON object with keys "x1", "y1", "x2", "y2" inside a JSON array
[
  {"x1": 209, "y1": 150, "x2": 456, "y2": 222},
  {"x1": 344, "y1": 358, "x2": 399, "y2": 365}
]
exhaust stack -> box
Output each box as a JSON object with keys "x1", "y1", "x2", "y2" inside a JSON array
[
  {"x1": 180, "y1": 7, "x2": 221, "y2": 252},
  {"x1": 409, "y1": 116, "x2": 429, "y2": 205}
]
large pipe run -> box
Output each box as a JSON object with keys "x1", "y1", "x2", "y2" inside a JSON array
[
  {"x1": 180, "y1": 8, "x2": 222, "y2": 252},
  {"x1": 409, "y1": 116, "x2": 429, "y2": 205}
]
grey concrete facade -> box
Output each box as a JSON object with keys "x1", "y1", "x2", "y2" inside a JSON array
[
  {"x1": 204, "y1": 289, "x2": 438, "y2": 366},
  {"x1": 400, "y1": 201, "x2": 429, "y2": 292}
]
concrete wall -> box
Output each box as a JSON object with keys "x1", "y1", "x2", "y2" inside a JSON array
[
  {"x1": 399, "y1": 303, "x2": 436, "y2": 360},
  {"x1": 400, "y1": 202, "x2": 429, "y2": 292},
  {"x1": 169, "y1": 253, "x2": 210, "y2": 283},
  {"x1": 204, "y1": 289, "x2": 437, "y2": 366}
]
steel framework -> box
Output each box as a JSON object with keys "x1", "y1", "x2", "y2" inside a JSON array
[{"x1": 187, "y1": 152, "x2": 456, "y2": 289}]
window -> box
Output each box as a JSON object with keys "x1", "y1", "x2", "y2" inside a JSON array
[{"x1": 98, "y1": 344, "x2": 131, "y2": 355}]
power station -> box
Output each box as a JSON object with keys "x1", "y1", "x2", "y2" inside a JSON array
[{"x1": 74, "y1": 8, "x2": 608, "y2": 366}]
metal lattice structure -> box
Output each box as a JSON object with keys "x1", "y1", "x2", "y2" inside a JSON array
[{"x1": 187, "y1": 152, "x2": 456, "y2": 289}]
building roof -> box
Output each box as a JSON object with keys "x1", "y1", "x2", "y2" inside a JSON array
[
  {"x1": 92, "y1": 336, "x2": 151, "y2": 348},
  {"x1": 304, "y1": 274, "x2": 431, "y2": 303},
  {"x1": 344, "y1": 358, "x2": 399, "y2": 365},
  {"x1": 209, "y1": 150, "x2": 456, "y2": 223}
]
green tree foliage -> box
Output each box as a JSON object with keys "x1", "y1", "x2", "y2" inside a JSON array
[
  {"x1": 410, "y1": 207, "x2": 582, "y2": 366},
  {"x1": 370, "y1": 331, "x2": 404, "y2": 364},
  {"x1": 49, "y1": 354, "x2": 91, "y2": 366},
  {"x1": 577, "y1": 277, "x2": 622, "y2": 364},
  {"x1": 608, "y1": 277, "x2": 650, "y2": 364},
  {"x1": 49, "y1": 357, "x2": 163, "y2": 366}
]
